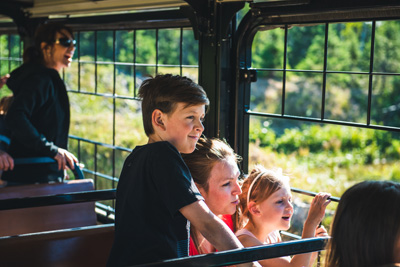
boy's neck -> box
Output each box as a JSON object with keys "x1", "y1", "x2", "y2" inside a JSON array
[{"x1": 148, "y1": 134, "x2": 163, "y2": 144}]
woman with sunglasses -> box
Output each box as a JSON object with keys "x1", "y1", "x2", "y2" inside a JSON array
[
  {"x1": 181, "y1": 137, "x2": 243, "y2": 255},
  {"x1": 2, "y1": 22, "x2": 79, "y2": 185}
]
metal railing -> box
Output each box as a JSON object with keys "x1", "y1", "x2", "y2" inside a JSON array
[
  {"x1": 0, "y1": 189, "x2": 115, "y2": 211},
  {"x1": 136, "y1": 237, "x2": 329, "y2": 267}
]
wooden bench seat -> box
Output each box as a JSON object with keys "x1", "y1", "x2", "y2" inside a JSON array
[
  {"x1": 0, "y1": 179, "x2": 97, "y2": 237},
  {"x1": 0, "y1": 224, "x2": 114, "y2": 267}
]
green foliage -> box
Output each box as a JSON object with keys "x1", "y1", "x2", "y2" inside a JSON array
[
  {"x1": 249, "y1": 117, "x2": 400, "y2": 200},
  {"x1": 251, "y1": 120, "x2": 400, "y2": 163},
  {"x1": 0, "y1": 34, "x2": 22, "y2": 98},
  {"x1": 288, "y1": 24, "x2": 325, "y2": 70},
  {"x1": 252, "y1": 28, "x2": 285, "y2": 70},
  {"x1": 251, "y1": 21, "x2": 400, "y2": 126}
]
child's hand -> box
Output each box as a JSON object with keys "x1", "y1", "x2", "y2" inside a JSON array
[
  {"x1": 315, "y1": 225, "x2": 328, "y2": 237},
  {"x1": 305, "y1": 192, "x2": 331, "y2": 228}
]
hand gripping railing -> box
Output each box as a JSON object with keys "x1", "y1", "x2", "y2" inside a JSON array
[
  {"x1": 13, "y1": 157, "x2": 85, "y2": 180},
  {"x1": 291, "y1": 187, "x2": 340, "y2": 202},
  {"x1": 133, "y1": 236, "x2": 329, "y2": 267}
]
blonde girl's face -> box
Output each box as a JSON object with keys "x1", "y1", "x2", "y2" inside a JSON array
[
  {"x1": 257, "y1": 185, "x2": 294, "y2": 231},
  {"x1": 198, "y1": 158, "x2": 242, "y2": 216}
]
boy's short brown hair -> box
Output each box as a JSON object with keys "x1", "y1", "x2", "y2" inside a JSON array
[{"x1": 138, "y1": 74, "x2": 209, "y2": 136}]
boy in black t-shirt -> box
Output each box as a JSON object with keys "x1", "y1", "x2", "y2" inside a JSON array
[{"x1": 107, "y1": 75, "x2": 259, "y2": 267}]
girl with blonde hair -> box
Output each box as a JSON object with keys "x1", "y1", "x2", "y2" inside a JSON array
[{"x1": 236, "y1": 165, "x2": 331, "y2": 267}]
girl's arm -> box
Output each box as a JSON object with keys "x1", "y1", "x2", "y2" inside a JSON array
[
  {"x1": 310, "y1": 225, "x2": 329, "y2": 264},
  {"x1": 297, "y1": 193, "x2": 331, "y2": 266},
  {"x1": 302, "y1": 193, "x2": 331, "y2": 239}
]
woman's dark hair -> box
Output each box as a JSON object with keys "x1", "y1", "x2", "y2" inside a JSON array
[
  {"x1": 23, "y1": 22, "x2": 74, "y2": 64},
  {"x1": 325, "y1": 180, "x2": 400, "y2": 267}
]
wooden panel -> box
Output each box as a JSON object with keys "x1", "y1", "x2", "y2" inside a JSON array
[
  {"x1": 0, "y1": 224, "x2": 114, "y2": 267},
  {"x1": 0, "y1": 179, "x2": 97, "y2": 237}
]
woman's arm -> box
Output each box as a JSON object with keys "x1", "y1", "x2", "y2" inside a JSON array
[{"x1": 180, "y1": 200, "x2": 261, "y2": 267}]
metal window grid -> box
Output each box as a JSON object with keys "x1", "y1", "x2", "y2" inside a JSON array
[
  {"x1": 237, "y1": 18, "x2": 400, "y2": 171},
  {"x1": 0, "y1": 33, "x2": 23, "y2": 77}
]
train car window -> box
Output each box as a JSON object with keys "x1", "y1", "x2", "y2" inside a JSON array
[
  {"x1": 244, "y1": 19, "x2": 400, "y2": 200},
  {"x1": 0, "y1": 33, "x2": 23, "y2": 96}
]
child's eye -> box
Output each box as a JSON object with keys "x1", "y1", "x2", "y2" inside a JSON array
[
  {"x1": 200, "y1": 117, "x2": 205, "y2": 122},
  {"x1": 222, "y1": 182, "x2": 230, "y2": 187},
  {"x1": 186, "y1": 116, "x2": 194, "y2": 120},
  {"x1": 276, "y1": 200, "x2": 283, "y2": 204}
]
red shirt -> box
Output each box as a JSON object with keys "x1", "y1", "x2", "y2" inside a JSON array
[{"x1": 189, "y1": 214, "x2": 234, "y2": 256}]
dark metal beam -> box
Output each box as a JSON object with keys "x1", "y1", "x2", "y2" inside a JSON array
[
  {"x1": 0, "y1": 189, "x2": 116, "y2": 211},
  {"x1": 192, "y1": 1, "x2": 245, "y2": 140},
  {"x1": 0, "y1": 0, "x2": 39, "y2": 46},
  {"x1": 252, "y1": 0, "x2": 400, "y2": 25},
  {"x1": 58, "y1": 9, "x2": 189, "y2": 30}
]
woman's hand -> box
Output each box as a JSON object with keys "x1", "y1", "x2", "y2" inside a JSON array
[
  {"x1": 0, "y1": 150, "x2": 14, "y2": 171},
  {"x1": 54, "y1": 148, "x2": 78, "y2": 171}
]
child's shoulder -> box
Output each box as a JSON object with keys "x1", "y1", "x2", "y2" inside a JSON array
[
  {"x1": 122, "y1": 142, "x2": 182, "y2": 173},
  {"x1": 130, "y1": 141, "x2": 181, "y2": 162},
  {"x1": 141, "y1": 141, "x2": 179, "y2": 154},
  {"x1": 265, "y1": 230, "x2": 281, "y2": 244}
]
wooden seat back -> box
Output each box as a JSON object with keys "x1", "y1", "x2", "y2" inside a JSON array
[
  {"x1": 0, "y1": 224, "x2": 114, "y2": 267},
  {"x1": 0, "y1": 179, "x2": 97, "y2": 237}
]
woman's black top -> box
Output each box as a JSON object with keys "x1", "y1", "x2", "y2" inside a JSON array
[{"x1": 3, "y1": 63, "x2": 70, "y2": 183}]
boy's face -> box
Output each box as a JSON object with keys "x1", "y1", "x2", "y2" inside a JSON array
[{"x1": 160, "y1": 103, "x2": 205, "y2": 154}]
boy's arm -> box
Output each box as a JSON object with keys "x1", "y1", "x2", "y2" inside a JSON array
[{"x1": 180, "y1": 200, "x2": 261, "y2": 267}]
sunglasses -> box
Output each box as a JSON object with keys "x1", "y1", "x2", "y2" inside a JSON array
[{"x1": 54, "y1": 38, "x2": 76, "y2": 48}]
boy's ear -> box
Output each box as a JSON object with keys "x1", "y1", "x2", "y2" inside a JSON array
[
  {"x1": 248, "y1": 202, "x2": 261, "y2": 216},
  {"x1": 152, "y1": 109, "x2": 166, "y2": 130}
]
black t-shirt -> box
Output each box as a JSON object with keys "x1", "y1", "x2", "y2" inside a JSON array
[{"x1": 107, "y1": 141, "x2": 203, "y2": 266}]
